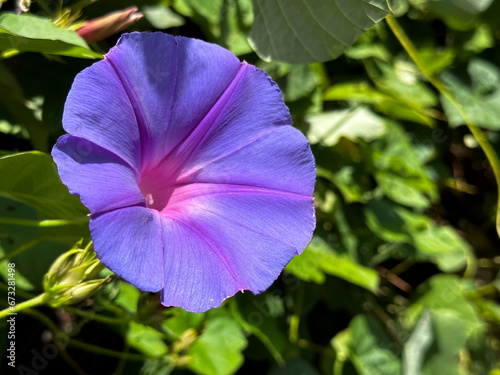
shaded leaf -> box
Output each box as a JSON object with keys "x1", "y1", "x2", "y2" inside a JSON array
[
  {"x1": 409, "y1": 0, "x2": 494, "y2": 30},
  {"x1": 269, "y1": 358, "x2": 320, "y2": 375},
  {"x1": 248, "y1": 0, "x2": 389, "y2": 63},
  {"x1": 374, "y1": 171, "x2": 431, "y2": 209},
  {"x1": 0, "y1": 197, "x2": 78, "y2": 291},
  {"x1": 365, "y1": 199, "x2": 469, "y2": 272},
  {"x1": 406, "y1": 275, "x2": 483, "y2": 339},
  {"x1": 0, "y1": 152, "x2": 88, "y2": 219},
  {"x1": 349, "y1": 314, "x2": 401, "y2": 375}
]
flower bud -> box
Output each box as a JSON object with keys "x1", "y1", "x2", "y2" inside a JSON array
[
  {"x1": 43, "y1": 242, "x2": 109, "y2": 307},
  {"x1": 76, "y1": 6, "x2": 143, "y2": 43}
]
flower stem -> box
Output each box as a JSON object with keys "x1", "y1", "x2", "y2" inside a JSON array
[
  {"x1": 386, "y1": 14, "x2": 500, "y2": 240},
  {"x1": 0, "y1": 293, "x2": 45, "y2": 319}
]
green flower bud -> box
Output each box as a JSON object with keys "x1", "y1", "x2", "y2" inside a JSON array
[{"x1": 43, "y1": 241, "x2": 110, "y2": 307}]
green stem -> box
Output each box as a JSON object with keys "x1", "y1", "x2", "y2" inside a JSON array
[
  {"x1": 0, "y1": 237, "x2": 42, "y2": 262},
  {"x1": 0, "y1": 293, "x2": 45, "y2": 319},
  {"x1": 334, "y1": 358, "x2": 345, "y2": 375},
  {"x1": 68, "y1": 339, "x2": 153, "y2": 362},
  {"x1": 0, "y1": 216, "x2": 88, "y2": 228},
  {"x1": 114, "y1": 338, "x2": 131, "y2": 375},
  {"x1": 62, "y1": 306, "x2": 131, "y2": 325},
  {"x1": 0, "y1": 281, "x2": 36, "y2": 299},
  {"x1": 25, "y1": 308, "x2": 157, "y2": 362},
  {"x1": 386, "y1": 14, "x2": 500, "y2": 240},
  {"x1": 289, "y1": 282, "x2": 305, "y2": 343},
  {"x1": 229, "y1": 302, "x2": 285, "y2": 366}
]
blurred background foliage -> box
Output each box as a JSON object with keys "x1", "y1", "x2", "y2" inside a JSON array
[{"x1": 0, "y1": 0, "x2": 500, "y2": 374}]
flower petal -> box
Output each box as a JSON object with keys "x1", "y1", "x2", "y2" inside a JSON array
[
  {"x1": 105, "y1": 32, "x2": 241, "y2": 168},
  {"x1": 166, "y1": 183, "x2": 315, "y2": 255},
  {"x1": 62, "y1": 59, "x2": 141, "y2": 171},
  {"x1": 148, "y1": 64, "x2": 314, "y2": 195},
  {"x1": 178, "y1": 125, "x2": 315, "y2": 196},
  {"x1": 159, "y1": 186, "x2": 314, "y2": 311},
  {"x1": 52, "y1": 135, "x2": 144, "y2": 214},
  {"x1": 159, "y1": 216, "x2": 240, "y2": 312},
  {"x1": 90, "y1": 206, "x2": 164, "y2": 292}
]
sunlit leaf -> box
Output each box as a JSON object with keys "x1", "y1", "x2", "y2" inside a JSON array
[
  {"x1": 306, "y1": 106, "x2": 386, "y2": 146},
  {"x1": 286, "y1": 236, "x2": 379, "y2": 292},
  {"x1": 188, "y1": 316, "x2": 247, "y2": 375},
  {"x1": 142, "y1": 5, "x2": 185, "y2": 29},
  {"x1": 128, "y1": 321, "x2": 168, "y2": 357},
  {"x1": 441, "y1": 58, "x2": 500, "y2": 130},
  {"x1": 403, "y1": 310, "x2": 433, "y2": 375},
  {"x1": 0, "y1": 13, "x2": 102, "y2": 58}
]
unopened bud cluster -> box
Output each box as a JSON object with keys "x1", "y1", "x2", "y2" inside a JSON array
[{"x1": 43, "y1": 241, "x2": 109, "y2": 307}]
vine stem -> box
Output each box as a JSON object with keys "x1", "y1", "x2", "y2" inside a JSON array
[
  {"x1": 0, "y1": 293, "x2": 45, "y2": 319},
  {"x1": 386, "y1": 14, "x2": 500, "y2": 241},
  {"x1": 0, "y1": 216, "x2": 88, "y2": 227}
]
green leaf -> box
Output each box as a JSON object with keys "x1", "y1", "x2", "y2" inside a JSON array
[
  {"x1": 365, "y1": 121, "x2": 438, "y2": 203},
  {"x1": 0, "y1": 152, "x2": 88, "y2": 220},
  {"x1": 349, "y1": 314, "x2": 401, "y2": 375},
  {"x1": 441, "y1": 58, "x2": 500, "y2": 130},
  {"x1": 412, "y1": 226, "x2": 470, "y2": 272},
  {"x1": 162, "y1": 308, "x2": 205, "y2": 336},
  {"x1": 374, "y1": 171, "x2": 431, "y2": 209},
  {"x1": 409, "y1": 0, "x2": 494, "y2": 30},
  {"x1": 306, "y1": 106, "x2": 387, "y2": 147},
  {"x1": 173, "y1": 0, "x2": 253, "y2": 55},
  {"x1": 277, "y1": 64, "x2": 319, "y2": 102},
  {"x1": 269, "y1": 358, "x2": 320, "y2": 375},
  {"x1": 419, "y1": 47, "x2": 456, "y2": 75},
  {"x1": 317, "y1": 164, "x2": 371, "y2": 203},
  {"x1": 0, "y1": 13, "x2": 102, "y2": 59},
  {"x1": 248, "y1": 0, "x2": 390, "y2": 63},
  {"x1": 142, "y1": 5, "x2": 186, "y2": 29},
  {"x1": 114, "y1": 281, "x2": 141, "y2": 314},
  {"x1": 406, "y1": 275, "x2": 483, "y2": 339},
  {"x1": 0, "y1": 198, "x2": 74, "y2": 291},
  {"x1": 127, "y1": 321, "x2": 168, "y2": 357},
  {"x1": 324, "y1": 80, "x2": 435, "y2": 126},
  {"x1": 388, "y1": 0, "x2": 410, "y2": 16},
  {"x1": 403, "y1": 310, "x2": 433, "y2": 375},
  {"x1": 0, "y1": 63, "x2": 48, "y2": 151},
  {"x1": 420, "y1": 311, "x2": 468, "y2": 375},
  {"x1": 346, "y1": 43, "x2": 391, "y2": 62},
  {"x1": 374, "y1": 60, "x2": 438, "y2": 109},
  {"x1": 187, "y1": 316, "x2": 247, "y2": 375},
  {"x1": 286, "y1": 236, "x2": 379, "y2": 292},
  {"x1": 364, "y1": 199, "x2": 469, "y2": 271},
  {"x1": 365, "y1": 198, "x2": 411, "y2": 243}
]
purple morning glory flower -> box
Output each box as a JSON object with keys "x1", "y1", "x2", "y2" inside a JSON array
[{"x1": 52, "y1": 32, "x2": 315, "y2": 312}]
